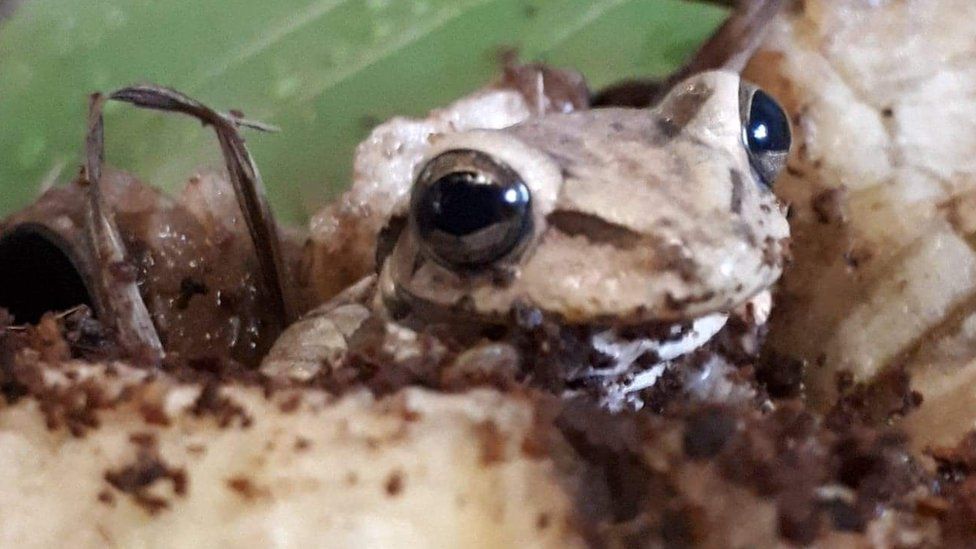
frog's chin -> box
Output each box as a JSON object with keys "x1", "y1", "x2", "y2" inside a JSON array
[
  {"x1": 569, "y1": 290, "x2": 772, "y2": 412},
  {"x1": 583, "y1": 312, "x2": 729, "y2": 385},
  {"x1": 601, "y1": 314, "x2": 727, "y2": 360}
]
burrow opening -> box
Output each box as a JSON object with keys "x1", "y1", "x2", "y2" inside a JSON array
[{"x1": 0, "y1": 226, "x2": 94, "y2": 324}]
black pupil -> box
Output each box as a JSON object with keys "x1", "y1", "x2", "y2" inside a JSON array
[
  {"x1": 746, "y1": 89, "x2": 791, "y2": 153},
  {"x1": 413, "y1": 171, "x2": 531, "y2": 268}
]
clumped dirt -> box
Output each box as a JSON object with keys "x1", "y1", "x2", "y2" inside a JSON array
[
  {"x1": 551, "y1": 394, "x2": 934, "y2": 547},
  {"x1": 103, "y1": 432, "x2": 188, "y2": 515},
  {"x1": 0, "y1": 307, "x2": 260, "y2": 436},
  {"x1": 3, "y1": 301, "x2": 976, "y2": 546}
]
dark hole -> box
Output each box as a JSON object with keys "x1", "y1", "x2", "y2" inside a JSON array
[{"x1": 0, "y1": 227, "x2": 94, "y2": 324}]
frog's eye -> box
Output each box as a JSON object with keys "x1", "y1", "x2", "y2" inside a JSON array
[
  {"x1": 740, "y1": 84, "x2": 791, "y2": 186},
  {"x1": 410, "y1": 149, "x2": 532, "y2": 269}
]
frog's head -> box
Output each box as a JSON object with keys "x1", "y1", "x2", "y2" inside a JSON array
[{"x1": 377, "y1": 70, "x2": 791, "y2": 326}]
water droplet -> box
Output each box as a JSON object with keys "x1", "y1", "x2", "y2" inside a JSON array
[
  {"x1": 104, "y1": 6, "x2": 127, "y2": 28},
  {"x1": 16, "y1": 133, "x2": 46, "y2": 169},
  {"x1": 372, "y1": 20, "x2": 394, "y2": 40},
  {"x1": 410, "y1": 0, "x2": 431, "y2": 16},
  {"x1": 366, "y1": 0, "x2": 393, "y2": 11},
  {"x1": 273, "y1": 75, "x2": 301, "y2": 99},
  {"x1": 90, "y1": 66, "x2": 113, "y2": 90},
  {"x1": 103, "y1": 101, "x2": 123, "y2": 115}
]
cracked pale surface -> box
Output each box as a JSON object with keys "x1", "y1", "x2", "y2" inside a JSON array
[
  {"x1": 745, "y1": 0, "x2": 976, "y2": 449},
  {"x1": 0, "y1": 362, "x2": 583, "y2": 549}
]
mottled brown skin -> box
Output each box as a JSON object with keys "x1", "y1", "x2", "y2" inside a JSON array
[
  {"x1": 384, "y1": 71, "x2": 789, "y2": 326},
  {"x1": 264, "y1": 72, "x2": 790, "y2": 410}
]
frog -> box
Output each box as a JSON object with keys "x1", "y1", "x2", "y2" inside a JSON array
[{"x1": 262, "y1": 69, "x2": 792, "y2": 411}]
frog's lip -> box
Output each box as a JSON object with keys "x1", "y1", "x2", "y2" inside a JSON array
[
  {"x1": 547, "y1": 289, "x2": 766, "y2": 328},
  {"x1": 512, "y1": 207, "x2": 788, "y2": 325},
  {"x1": 384, "y1": 280, "x2": 766, "y2": 332},
  {"x1": 393, "y1": 264, "x2": 783, "y2": 328}
]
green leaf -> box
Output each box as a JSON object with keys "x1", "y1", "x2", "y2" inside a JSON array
[{"x1": 0, "y1": 0, "x2": 725, "y2": 223}]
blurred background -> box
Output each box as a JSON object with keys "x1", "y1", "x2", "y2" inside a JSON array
[{"x1": 0, "y1": 0, "x2": 725, "y2": 224}]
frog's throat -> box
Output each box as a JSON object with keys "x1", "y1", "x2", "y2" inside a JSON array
[
  {"x1": 584, "y1": 312, "x2": 729, "y2": 381},
  {"x1": 571, "y1": 289, "x2": 773, "y2": 411}
]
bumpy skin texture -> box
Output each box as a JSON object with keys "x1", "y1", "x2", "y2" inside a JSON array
[
  {"x1": 303, "y1": 65, "x2": 589, "y2": 303},
  {"x1": 743, "y1": 0, "x2": 976, "y2": 450},
  {"x1": 387, "y1": 71, "x2": 789, "y2": 324},
  {"x1": 268, "y1": 70, "x2": 790, "y2": 412}
]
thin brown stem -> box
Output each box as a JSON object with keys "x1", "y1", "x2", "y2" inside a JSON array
[
  {"x1": 593, "y1": 0, "x2": 787, "y2": 107},
  {"x1": 84, "y1": 94, "x2": 164, "y2": 365},
  {"x1": 676, "y1": 0, "x2": 786, "y2": 77}
]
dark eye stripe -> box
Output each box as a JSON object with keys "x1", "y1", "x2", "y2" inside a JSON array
[{"x1": 546, "y1": 210, "x2": 642, "y2": 248}]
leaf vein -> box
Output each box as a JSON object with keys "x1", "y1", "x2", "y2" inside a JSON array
[{"x1": 187, "y1": 0, "x2": 353, "y2": 91}]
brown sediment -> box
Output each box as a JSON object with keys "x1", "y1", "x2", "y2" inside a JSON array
[
  {"x1": 475, "y1": 420, "x2": 507, "y2": 465},
  {"x1": 190, "y1": 379, "x2": 253, "y2": 429},
  {"x1": 0, "y1": 307, "x2": 261, "y2": 437},
  {"x1": 0, "y1": 301, "x2": 958, "y2": 545},
  {"x1": 928, "y1": 432, "x2": 976, "y2": 545},
  {"x1": 384, "y1": 470, "x2": 404, "y2": 497},
  {"x1": 810, "y1": 186, "x2": 848, "y2": 225},
  {"x1": 103, "y1": 433, "x2": 188, "y2": 515},
  {"x1": 548, "y1": 394, "x2": 932, "y2": 547},
  {"x1": 225, "y1": 476, "x2": 271, "y2": 502},
  {"x1": 826, "y1": 365, "x2": 923, "y2": 429}
]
